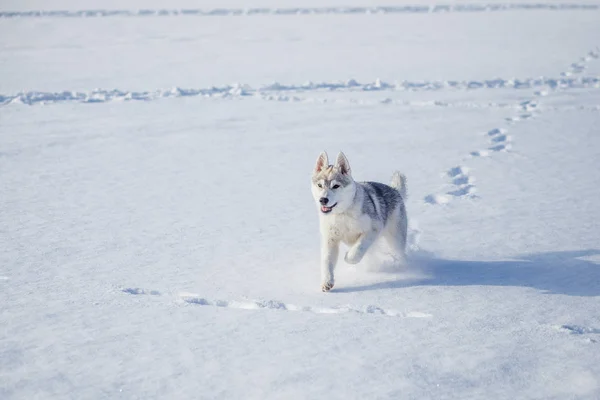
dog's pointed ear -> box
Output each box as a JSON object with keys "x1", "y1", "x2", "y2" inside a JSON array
[
  {"x1": 314, "y1": 151, "x2": 329, "y2": 173},
  {"x1": 335, "y1": 152, "x2": 351, "y2": 175}
]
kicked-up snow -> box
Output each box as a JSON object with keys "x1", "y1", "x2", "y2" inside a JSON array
[{"x1": 1, "y1": 1, "x2": 600, "y2": 399}]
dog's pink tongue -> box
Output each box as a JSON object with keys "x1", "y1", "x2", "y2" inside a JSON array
[{"x1": 321, "y1": 206, "x2": 330, "y2": 212}]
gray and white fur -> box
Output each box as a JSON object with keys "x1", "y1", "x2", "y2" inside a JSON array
[{"x1": 311, "y1": 151, "x2": 407, "y2": 292}]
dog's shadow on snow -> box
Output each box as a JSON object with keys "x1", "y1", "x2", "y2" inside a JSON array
[{"x1": 335, "y1": 249, "x2": 600, "y2": 297}]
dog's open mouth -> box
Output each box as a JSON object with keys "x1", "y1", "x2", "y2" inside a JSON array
[{"x1": 320, "y1": 203, "x2": 337, "y2": 213}]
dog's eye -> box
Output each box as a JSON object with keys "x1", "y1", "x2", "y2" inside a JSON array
[
  {"x1": 332, "y1": 184, "x2": 340, "y2": 189},
  {"x1": 317, "y1": 183, "x2": 323, "y2": 188}
]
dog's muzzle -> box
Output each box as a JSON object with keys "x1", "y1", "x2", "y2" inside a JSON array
[{"x1": 320, "y1": 203, "x2": 337, "y2": 214}]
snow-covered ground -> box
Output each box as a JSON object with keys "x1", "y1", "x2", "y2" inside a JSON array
[{"x1": 1, "y1": 1, "x2": 600, "y2": 399}]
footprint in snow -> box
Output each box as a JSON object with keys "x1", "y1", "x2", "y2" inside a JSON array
[
  {"x1": 452, "y1": 175, "x2": 474, "y2": 186},
  {"x1": 470, "y1": 149, "x2": 489, "y2": 157},
  {"x1": 424, "y1": 193, "x2": 450, "y2": 205},
  {"x1": 487, "y1": 128, "x2": 505, "y2": 136},
  {"x1": 122, "y1": 287, "x2": 161, "y2": 296},
  {"x1": 446, "y1": 167, "x2": 476, "y2": 198},
  {"x1": 520, "y1": 100, "x2": 538, "y2": 112},
  {"x1": 424, "y1": 166, "x2": 476, "y2": 204},
  {"x1": 558, "y1": 325, "x2": 600, "y2": 344},
  {"x1": 447, "y1": 165, "x2": 468, "y2": 178},
  {"x1": 506, "y1": 113, "x2": 533, "y2": 123},
  {"x1": 569, "y1": 62, "x2": 586, "y2": 74},
  {"x1": 179, "y1": 293, "x2": 431, "y2": 318},
  {"x1": 491, "y1": 134, "x2": 510, "y2": 143},
  {"x1": 486, "y1": 128, "x2": 512, "y2": 152}
]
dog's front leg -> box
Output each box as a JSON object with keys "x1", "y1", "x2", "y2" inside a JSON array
[
  {"x1": 344, "y1": 230, "x2": 378, "y2": 265},
  {"x1": 321, "y1": 238, "x2": 339, "y2": 292}
]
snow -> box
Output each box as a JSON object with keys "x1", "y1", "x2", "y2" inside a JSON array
[{"x1": 1, "y1": 1, "x2": 600, "y2": 399}]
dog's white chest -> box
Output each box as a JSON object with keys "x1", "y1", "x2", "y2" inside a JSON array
[{"x1": 321, "y1": 213, "x2": 369, "y2": 245}]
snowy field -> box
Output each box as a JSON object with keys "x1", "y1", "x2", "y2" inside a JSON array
[{"x1": 2, "y1": 1, "x2": 600, "y2": 399}]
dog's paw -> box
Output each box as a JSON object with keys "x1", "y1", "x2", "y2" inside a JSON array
[{"x1": 321, "y1": 281, "x2": 334, "y2": 292}]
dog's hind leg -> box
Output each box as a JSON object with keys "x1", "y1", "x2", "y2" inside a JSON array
[
  {"x1": 344, "y1": 228, "x2": 380, "y2": 265},
  {"x1": 383, "y1": 207, "x2": 408, "y2": 264}
]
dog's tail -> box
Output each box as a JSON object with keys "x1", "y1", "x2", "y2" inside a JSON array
[{"x1": 390, "y1": 171, "x2": 407, "y2": 199}]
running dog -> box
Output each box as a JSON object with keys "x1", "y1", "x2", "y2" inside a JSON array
[{"x1": 311, "y1": 151, "x2": 407, "y2": 291}]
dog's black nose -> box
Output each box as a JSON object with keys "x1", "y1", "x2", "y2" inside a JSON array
[{"x1": 319, "y1": 197, "x2": 329, "y2": 205}]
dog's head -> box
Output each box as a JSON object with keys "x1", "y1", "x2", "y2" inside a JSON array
[{"x1": 311, "y1": 151, "x2": 356, "y2": 215}]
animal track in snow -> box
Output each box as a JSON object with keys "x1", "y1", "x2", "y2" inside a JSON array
[
  {"x1": 446, "y1": 166, "x2": 477, "y2": 198},
  {"x1": 487, "y1": 128, "x2": 513, "y2": 152},
  {"x1": 179, "y1": 293, "x2": 432, "y2": 318},
  {"x1": 122, "y1": 287, "x2": 161, "y2": 295},
  {"x1": 557, "y1": 325, "x2": 600, "y2": 343},
  {"x1": 560, "y1": 325, "x2": 600, "y2": 335},
  {"x1": 3, "y1": 76, "x2": 600, "y2": 106},
  {"x1": 505, "y1": 113, "x2": 533, "y2": 123},
  {"x1": 470, "y1": 127, "x2": 514, "y2": 158},
  {"x1": 2, "y1": 4, "x2": 599, "y2": 19},
  {"x1": 503, "y1": 101, "x2": 538, "y2": 124},
  {"x1": 562, "y1": 51, "x2": 599, "y2": 76},
  {"x1": 519, "y1": 100, "x2": 539, "y2": 112},
  {"x1": 424, "y1": 166, "x2": 476, "y2": 204},
  {"x1": 563, "y1": 62, "x2": 586, "y2": 76},
  {"x1": 487, "y1": 128, "x2": 504, "y2": 136},
  {"x1": 469, "y1": 149, "x2": 490, "y2": 158},
  {"x1": 426, "y1": 48, "x2": 600, "y2": 206},
  {"x1": 423, "y1": 194, "x2": 451, "y2": 205},
  {"x1": 121, "y1": 288, "x2": 432, "y2": 318},
  {"x1": 560, "y1": 50, "x2": 599, "y2": 78}
]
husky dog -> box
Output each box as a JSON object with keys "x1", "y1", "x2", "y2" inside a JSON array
[{"x1": 311, "y1": 151, "x2": 408, "y2": 292}]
